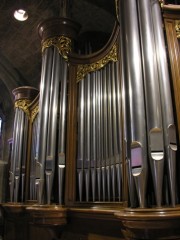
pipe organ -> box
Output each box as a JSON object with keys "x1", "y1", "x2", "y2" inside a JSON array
[
  {"x1": 2, "y1": 1, "x2": 180, "y2": 240},
  {"x1": 9, "y1": 87, "x2": 39, "y2": 203}
]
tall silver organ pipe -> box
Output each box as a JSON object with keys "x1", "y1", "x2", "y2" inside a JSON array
[
  {"x1": 58, "y1": 57, "x2": 68, "y2": 205},
  {"x1": 102, "y1": 68, "x2": 108, "y2": 202},
  {"x1": 114, "y1": 61, "x2": 122, "y2": 202},
  {"x1": 122, "y1": 0, "x2": 147, "y2": 208},
  {"x1": 14, "y1": 109, "x2": 25, "y2": 202},
  {"x1": 137, "y1": 0, "x2": 164, "y2": 207},
  {"x1": 36, "y1": 47, "x2": 54, "y2": 204},
  {"x1": 84, "y1": 73, "x2": 91, "y2": 202},
  {"x1": 91, "y1": 71, "x2": 97, "y2": 202},
  {"x1": 30, "y1": 114, "x2": 39, "y2": 200},
  {"x1": 21, "y1": 114, "x2": 29, "y2": 202},
  {"x1": 45, "y1": 48, "x2": 60, "y2": 204},
  {"x1": 96, "y1": 70, "x2": 102, "y2": 201},
  {"x1": 151, "y1": 0, "x2": 177, "y2": 206},
  {"x1": 10, "y1": 108, "x2": 21, "y2": 202},
  {"x1": 119, "y1": 8, "x2": 136, "y2": 206},
  {"x1": 77, "y1": 79, "x2": 85, "y2": 202},
  {"x1": 9, "y1": 108, "x2": 19, "y2": 202}
]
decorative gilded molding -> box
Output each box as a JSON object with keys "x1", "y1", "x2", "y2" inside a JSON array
[
  {"x1": 30, "y1": 104, "x2": 39, "y2": 123},
  {"x1": 159, "y1": 0, "x2": 164, "y2": 8},
  {"x1": 42, "y1": 36, "x2": 71, "y2": 60},
  {"x1": 77, "y1": 43, "x2": 118, "y2": 82},
  {"x1": 15, "y1": 99, "x2": 31, "y2": 116},
  {"x1": 175, "y1": 20, "x2": 180, "y2": 39}
]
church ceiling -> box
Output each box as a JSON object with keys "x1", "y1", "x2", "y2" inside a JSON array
[{"x1": 0, "y1": 0, "x2": 115, "y2": 93}]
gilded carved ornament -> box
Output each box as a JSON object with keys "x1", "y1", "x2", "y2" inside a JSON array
[
  {"x1": 15, "y1": 99, "x2": 31, "y2": 116},
  {"x1": 175, "y1": 20, "x2": 180, "y2": 39},
  {"x1": 30, "y1": 105, "x2": 39, "y2": 123},
  {"x1": 42, "y1": 36, "x2": 72, "y2": 60},
  {"x1": 159, "y1": 0, "x2": 164, "y2": 8},
  {"x1": 77, "y1": 43, "x2": 118, "y2": 82}
]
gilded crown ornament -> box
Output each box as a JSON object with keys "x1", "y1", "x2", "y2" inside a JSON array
[{"x1": 42, "y1": 36, "x2": 72, "y2": 60}]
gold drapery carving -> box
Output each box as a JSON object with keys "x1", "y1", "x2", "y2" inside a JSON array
[
  {"x1": 77, "y1": 43, "x2": 118, "y2": 82},
  {"x1": 42, "y1": 36, "x2": 72, "y2": 60},
  {"x1": 15, "y1": 99, "x2": 31, "y2": 116},
  {"x1": 175, "y1": 20, "x2": 180, "y2": 39}
]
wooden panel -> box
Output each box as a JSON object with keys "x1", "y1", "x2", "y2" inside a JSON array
[{"x1": 164, "y1": 15, "x2": 180, "y2": 142}]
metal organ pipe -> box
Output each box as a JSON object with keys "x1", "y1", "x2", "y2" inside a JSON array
[
  {"x1": 84, "y1": 73, "x2": 91, "y2": 202},
  {"x1": 46, "y1": 48, "x2": 60, "y2": 204},
  {"x1": 77, "y1": 79, "x2": 85, "y2": 202},
  {"x1": 9, "y1": 108, "x2": 19, "y2": 202},
  {"x1": 58, "y1": 57, "x2": 68, "y2": 205},
  {"x1": 119, "y1": 7, "x2": 136, "y2": 206},
  {"x1": 14, "y1": 109, "x2": 25, "y2": 202},
  {"x1": 36, "y1": 47, "x2": 53, "y2": 204},
  {"x1": 137, "y1": 0, "x2": 164, "y2": 207},
  {"x1": 96, "y1": 71, "x2": 102, "y2": 201},
  {"x1": 30, "y1": 115, "x2": 39, "y2": 200},
  {"x1": 21, "y1": 114, "x2": 29, "y2": 202},
  {"x1": 102, "y1": 67, "x2": 108, "y2": 202},
  {"x1": 151, "y1": 0, "x2": 177, "y2": 206},
  {"x1": 114, "y1": 61, "x2": 122, "y2": 202},
  {"x1": 122, "y1": 0, "x2": 148, "y2": 208},
  {"x1": 91, "y1": 71, "x2": 97, "y2": 202}
]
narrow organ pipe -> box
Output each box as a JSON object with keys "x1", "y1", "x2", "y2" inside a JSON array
[
  {"x1": 36, "y1": 47, "x2": 53, "y2": 204},
  {"x1": 118, "y1": 8, "x2": 136, "y2": 206},
  {"x1": 77, "y1": 79, "x2": 85, "y2": 201},
  {"x1": 58, "y1": 56, "x2": 68, "y2": 204},
  {"x1": 84, "y1": 74, "x2": 91, "y2": 202},
  {"x1": 151, "y1": 0, "x2": 177, "y2": 206},
  {"x1": 45, "y1": 48, "x2": 60, "y2": 204},
  {"x1": 9, "y1": 108, "x2": 19, "y2": 202},
  {"x1": 122, "y1": 0, "x2": 147, "y2": 208},
  {"x1": 137, "y1": 0, "x2": 164, "y2": 207},
  {"x1": 91, "y1": 72, "x2": 97, "y2": 201}
]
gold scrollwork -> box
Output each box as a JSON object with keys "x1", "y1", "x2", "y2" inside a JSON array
[
  {"x1": 15, "y1": 99, "x2": 31, "y2": 116},
  {"x1": 77, "y1": 44, "x2": 118, "y2": 82},
  {"x1": 159, "y1": 0, "x2": 164, "y2": 8},
  {"x1": 175, "y1": 20, "x2": 180, "y2": 39},
  {"x1": 42, "y1": 36, "x2": 72, "y2": 60},
  {"x1": 30, "y1": 105, "x2": 39, "y2": 123}
]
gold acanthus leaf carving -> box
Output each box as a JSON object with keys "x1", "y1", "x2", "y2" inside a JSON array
[
  {"x1": 30, "y1": 105, "x2": 39, "y2": 123},
  {"x1": 42, "y1": 36, "x2": 72, "y2": 60},
  {"x1": 175, "y1": 20, "x2": 180, "y2": 39},
  {"x1": 15, "y1": 99, "x2": 31, "y2": 116},
  {"x1": 77, "y1": 44, "x2": 118, "y2": 82}
]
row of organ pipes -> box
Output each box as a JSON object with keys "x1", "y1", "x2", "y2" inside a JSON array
[
  {"x1": 8, "y1": 0, "x2": 178, "y2": 208},
  {"x1": 77, "y1": 62, "x2": 122, "y2": 202}
]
